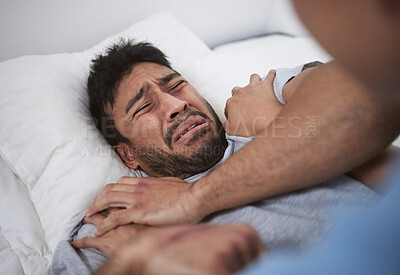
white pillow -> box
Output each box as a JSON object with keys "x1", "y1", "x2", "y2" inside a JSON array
[
  {"x1": 213, "y1": 34, "x2": 332, "y2": 85},
  {"x1": 0, "y1": 11, "x2": 213, "y2": 252}
]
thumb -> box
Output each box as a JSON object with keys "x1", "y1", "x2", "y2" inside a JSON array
[
  {"x1": 263, "y1": 69, "x2": 276, "y2": 84},
  {"x1": 72, "y1": 237, "x2": 100, "y2": 250}
]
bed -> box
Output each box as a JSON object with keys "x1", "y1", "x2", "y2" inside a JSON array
[{"x1": 1, "y1": 1, "x2": 399, "y2": 274}]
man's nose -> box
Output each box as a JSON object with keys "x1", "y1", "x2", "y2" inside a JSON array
[{"x1": 162, "y1": 93, "x2": 189, "y2": 122}]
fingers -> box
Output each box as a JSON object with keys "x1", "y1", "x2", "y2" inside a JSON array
[
  {"x1": 86, "y1": 190, "x2": 136, "y2": 217},
  {"x1": 216, "y1": 224, "x2": 265, "y2": 274},
  {"x1": 83, "y1": 213, "x2": 106, "y2": 225},
  {"x1": 95, "y1": 208, "x2": 134, "y2": 236},
  {"x1": 71, "y1": 237, "x2": 100, "y2": 250},
  {"x1": 263, "y1": 69, "x2": 276, "y2": 83},
  {"x1": 235, "y1": 225, "x2": 265, "y2": 262},
  {"x1": 117, "y1": 176, "x2": 141, "y2": 184},
  {"x1": 224, "y1": 96, "x2": 234, "y2": 120},
  {"x1": 232, "y1": 73, "x2": 262, "y2": 96},
  {"x1": 223, "y1": 120, "x2": 229, "y2": 132},
  {"x1": 105, "y1": 183, "x2": 137, "y2": 192},
  {"x1": 223, "y1": 120, "x2": 235, "y2": 136},
  {"x1": 224, "y1": 99, "x2": 229, "y2": 119},
  {"x1": 250, "y1": 73, "x2": 262, "y2": 83},
  {"x1": 231, "y1": 86, "x2": 241, "y2": 96},
  {"x1": 107, "y1": 207, "x2": 124, "y2": 214}
]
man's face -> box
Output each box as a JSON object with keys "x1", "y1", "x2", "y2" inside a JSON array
[
  {"x1": 292, "y1": 0, "x2": 400, "y2": 93},
  {"x1": 109, "y1": 62, "x2": 227, "y2": 178}
]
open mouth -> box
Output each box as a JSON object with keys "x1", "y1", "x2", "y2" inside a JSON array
[{"x1": 173, "y1": 116, "x2": 208, "y2": 145}]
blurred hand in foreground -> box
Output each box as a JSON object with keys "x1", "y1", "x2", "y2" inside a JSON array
[{"x1": 94, "y1": 223, "x2": 265, "y2": 275}]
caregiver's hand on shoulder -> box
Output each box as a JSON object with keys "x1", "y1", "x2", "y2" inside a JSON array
[
  {"x1": 85, "y1": 176, "x2": 205, "y2": 236},
  {"x1": 224, "y1": 70, "x2": 282, "y2": 137},
  {"x1": 93, "y1": 224, "x2": 265, "y2": 275}
]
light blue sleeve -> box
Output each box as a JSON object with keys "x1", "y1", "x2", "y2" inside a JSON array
[{"x1": 240, "y1": 162, "x2": 400, "y2": 275}]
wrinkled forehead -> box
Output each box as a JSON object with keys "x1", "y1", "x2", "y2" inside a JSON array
[
  {"x1": 109, "y1": 62, "x2": 175, "y2": 111},
  {"x1": 118, "y1": 62, "x2": 176, "y2": 93}
]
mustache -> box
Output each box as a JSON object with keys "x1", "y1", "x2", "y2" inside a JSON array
[{"x1": 164, "y1": 110, "x2": 210, "y2": 148}]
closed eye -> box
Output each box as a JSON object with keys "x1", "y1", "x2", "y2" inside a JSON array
[
  {"x1": 133, "y1": 103, "x2": 151, "y2": 118},
  {"x1": 168, "y1": 80, "x2": 187, "y2": 93}
]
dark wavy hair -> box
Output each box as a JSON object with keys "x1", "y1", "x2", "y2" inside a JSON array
[{"x1": 87, "y1": 39, "x2": 172, "y2": 146}]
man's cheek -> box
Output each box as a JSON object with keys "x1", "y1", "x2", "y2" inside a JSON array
[
  {"x1": 137, "y1": 118, "x2": 161, "y2": 138},
  {"x1": 119, "y1": 119, "x2": 138, "y2": 139},
  {"x1": 120, "y1": 118, "x2": 160, "y2": 140}
]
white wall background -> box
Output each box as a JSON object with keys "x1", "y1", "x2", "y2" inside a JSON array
[{"x1": 0, "y1": 0, "x2": 308, "y2": 62}]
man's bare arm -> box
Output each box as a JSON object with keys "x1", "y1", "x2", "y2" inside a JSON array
[
  {"x1": 194, "y1": 61, "x2": 400, "y2": 216},
  {"x1": 282, "y1": 63, "x2": 321, "y2": 102},
  {"x1": 273, "y1": 63, "x2": 400, "y2": 191}
]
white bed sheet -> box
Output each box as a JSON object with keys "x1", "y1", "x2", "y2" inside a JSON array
[
  {"x1": 0, "y1": 155, "x2": 51, "y2": 275},
  {"x1": 0, "y1": 33, "x2": 398, "y2": 275}
]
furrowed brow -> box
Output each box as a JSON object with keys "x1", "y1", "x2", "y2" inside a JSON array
[
  {"x1": 124, "y1": 73, "x2": 181, "y2": 115},
  {"x1": 125, "y1": 86, "x2": 146, "y2": 114},
  {"x1": 158, "y1": 72, "x2": 181, "y2": 85}
]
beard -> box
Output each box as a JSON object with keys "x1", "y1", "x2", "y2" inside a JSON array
[{"x1": 133, "y1": 102, "x2": 228, "y2": 179}]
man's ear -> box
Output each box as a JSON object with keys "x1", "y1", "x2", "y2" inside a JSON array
[{"x1": 113, "y1": 143, "x2": 140, "y2": 170}]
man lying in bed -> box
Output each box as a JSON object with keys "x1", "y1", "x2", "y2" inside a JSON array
[{"x1": 51, "y1": 40, "x2": 396, "y2": 274}]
